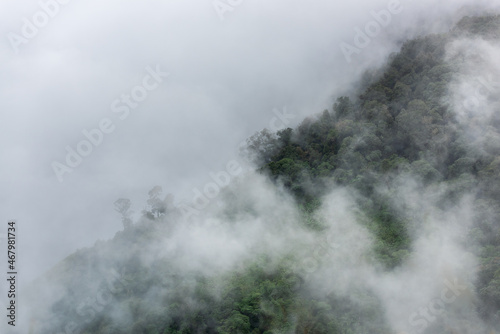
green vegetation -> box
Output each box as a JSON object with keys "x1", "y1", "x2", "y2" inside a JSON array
[{"x1": 35, "y1": 15, "x2": 500, "y2": 334}]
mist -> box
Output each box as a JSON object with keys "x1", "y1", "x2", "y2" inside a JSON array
[{"x1": 1, "y1": 0, "x2": 500, "y2": 333}]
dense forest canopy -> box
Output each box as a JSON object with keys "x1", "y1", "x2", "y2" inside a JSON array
[{"x1": 23, "y1": 14, "x2": 500, "y2": 334}]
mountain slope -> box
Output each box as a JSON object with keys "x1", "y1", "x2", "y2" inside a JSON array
[{"x1": 26, "y1": 14, "x2": 500, "y2": 334}]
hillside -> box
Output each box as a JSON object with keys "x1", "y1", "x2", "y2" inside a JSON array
[{"x1": 26, "y1": 15, "x2": 500, "y2": 334}]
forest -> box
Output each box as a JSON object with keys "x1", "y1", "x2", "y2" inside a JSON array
[{"x1": 26, "y1": 14, "x2": 500, "y2": 334}]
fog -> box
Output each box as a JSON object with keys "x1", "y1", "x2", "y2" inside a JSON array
[{"x1": 1, "y1": 0, "x2": 500, "y2": 333}]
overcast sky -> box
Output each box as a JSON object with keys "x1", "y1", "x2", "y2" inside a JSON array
[{"x1": 0, "y1": 0, "x2": 498, "y2": 290}]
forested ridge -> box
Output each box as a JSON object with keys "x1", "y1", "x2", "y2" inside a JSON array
[{"x1": 27, "y1": 15, "x2": 500, "y2": 334}]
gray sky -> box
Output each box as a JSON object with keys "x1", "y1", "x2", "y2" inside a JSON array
[{"x1": 0, "y1": 0, "x2": 498, "y2": 289}]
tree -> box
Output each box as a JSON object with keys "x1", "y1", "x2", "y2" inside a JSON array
[
  {"x1": 114, "y1": 198, "x2": 133, "y2": 229},
  {"x1": 333, "y1": 96, "x2": 354, "y2": 119},
  {"x1": 242, "y1": 129, "x2": 280, "y2": 165},
  {"x1": 143, "y1": 186, "x2": 175, "y2": 219}
]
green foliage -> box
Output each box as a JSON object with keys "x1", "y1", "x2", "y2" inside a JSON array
[
  {"x1": 453, "y1": 15, "x2": 500, "y2": 38},
  {"x1": 368, "y1": 204, "x2": 410, "y2": 268},
  {"x1": 333, "y1": 96, "x2": 354, "y2": 119},
  {"x1": 41, "y1": 15, "x2": 500, "y2": 334}
]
